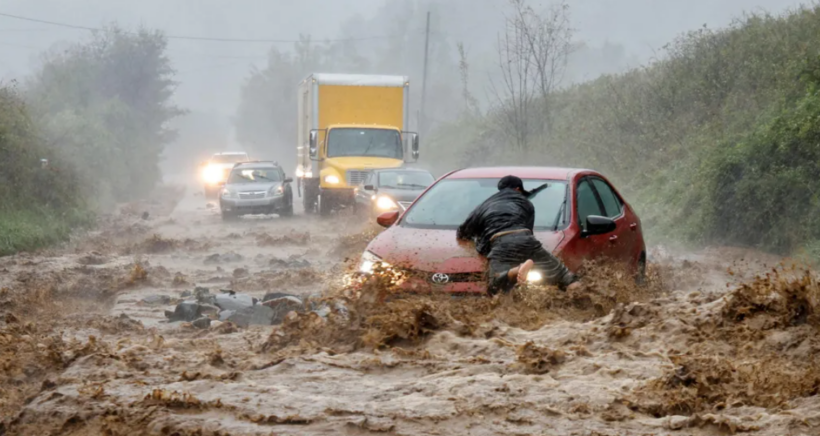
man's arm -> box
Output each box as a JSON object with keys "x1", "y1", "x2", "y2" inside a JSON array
[
  {"x1": 524, "y1": 200, "x2": 535, "y2": 232},
  {"x1": 457, "y1": 206, "x2": 482, "y2": 240}
]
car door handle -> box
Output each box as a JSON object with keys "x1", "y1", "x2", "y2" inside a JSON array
[
  {"x1": 609, "y1": 235, "x2": 618, "y2": 243},
  {"x1": 629, "y1": 223, "x2": 638, "y2": 231}
]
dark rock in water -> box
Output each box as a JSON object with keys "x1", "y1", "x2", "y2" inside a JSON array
[
  {"x1": 204, "y1": 251, "x2": 244, "y2": 265},
  {"x1": 215, "y1": 292, "x2": 255, "y2": 312},
  {"x1": 269, "y1": 257, "x2": 311, "y2": 270},
  {"x1": 261, "y1": 296, "x2": 305, "y2": 325},
  {"x1": 180, "y1": 290, "x2": 193, "y2": 298},
  {"x1": 192, "y1": 317, "x2": 211, "y2": 329},
  {"x1": 142, "y1": 295, "x2": 171, "y2": 306},
  {"x1": 233, "y1": 267, "x2": 249, "y2": 278},
  {"x1": 142, "y1": 211, "x2": 150, "y2": 220},
  {"x1": 166, "y1": 301, "x2": 202, "y2": 322}
]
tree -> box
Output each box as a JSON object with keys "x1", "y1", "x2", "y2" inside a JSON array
[{"x1": 489, "y1": 0, "x2": 573, "y2": 149}]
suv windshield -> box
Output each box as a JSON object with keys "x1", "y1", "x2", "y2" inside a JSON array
[
  {"x1": 227, "y1": 168, "x2": 280, "y2": 184},
  {"x1": 212, "y1": 154, "x2": 248, "y2": 164},
  {"x1": 326, "y1": 128, "x2": 402, "y2": 159},
  {"x1": 401, "y1": 178, "x2": 567, "y2": 230},
  {"x1": 378, "y1": 171, "x2": 434, "y2": 190}
]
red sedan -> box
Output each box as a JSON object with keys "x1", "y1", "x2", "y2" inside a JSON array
[{"x1": 358, "y1": 166, "x2": 646, "y2": 294}]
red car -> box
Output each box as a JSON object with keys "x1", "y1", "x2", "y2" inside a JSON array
[{"x1": 358, "y1": 166, "x2": 646, "y2": 293}]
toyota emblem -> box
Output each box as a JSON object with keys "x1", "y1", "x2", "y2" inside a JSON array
[{"x1": 431, "y1": 273, "x2": 450, "y2": 284}]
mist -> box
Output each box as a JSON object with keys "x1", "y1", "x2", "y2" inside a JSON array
[{"x1": 0, "y1": 0, "x2": 804, "y2": 176}]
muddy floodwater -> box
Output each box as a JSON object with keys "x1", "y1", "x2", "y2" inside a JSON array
[{"x1": 1, "y1": 184, "x2": 819, "y2": 436}]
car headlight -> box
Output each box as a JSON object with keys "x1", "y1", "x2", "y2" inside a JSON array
[
  {"x1": 268, "y1": 185, "x2": 284, "y2": 197},
  {"x1": 376, "y1": 196, "x2": 398, "y2": 210},
  {"x1": 221, "y1": 188, "x2": 236, "y2": 199},
  {"x1": 359, "y1": 251, "x2": 386, "y2": 274},
  {"x1": 526, "y1": 270, "x2": 543, "y2": 283},
  {"x1": 324, "y1": 174, "x2": 340, "y2": 184},
  {"x1": 203, "y1": 165, "x2": 223, "y2": 184}
]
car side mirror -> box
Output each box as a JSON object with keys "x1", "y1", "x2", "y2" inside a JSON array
[
  {"x1": 376, "y1": 211, "x2": 399, "y2": 228},
  {"x1": 411, "y1": 133, "x2": 419, "y2": 153},
  {"x1": 284, "y1": 177, "x2": 293, "y2": 183},
  {"x1": 364, "y1": 184, "x2": 375, "y2": 191},
  {"x1": 582, "y1": 215, "x2": 616, "y2": 237}
]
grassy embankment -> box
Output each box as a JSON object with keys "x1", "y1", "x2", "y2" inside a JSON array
[{"x1": 428, "y1": 5, "x2": 820, "y2": 256}]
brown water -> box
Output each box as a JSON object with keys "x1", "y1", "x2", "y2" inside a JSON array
[{"x1": 1, "y1": 184, "x2": 818, "y2": 436}]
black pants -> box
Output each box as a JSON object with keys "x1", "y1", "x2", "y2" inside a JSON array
[{"x1": 487, "y1": 233, "x2": 576, "y2": 295}]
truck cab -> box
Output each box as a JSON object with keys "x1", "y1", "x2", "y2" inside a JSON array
[{"x1": 296, "y1": 73, "x2": 419, "y2": 216}]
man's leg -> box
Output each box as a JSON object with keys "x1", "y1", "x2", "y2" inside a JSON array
[
  {"x1": 487, "y1": 257, "x2": 517, "y2": 295},
  {"x1": 530, "y1": 244, "x2": 576, "y2": 289}
]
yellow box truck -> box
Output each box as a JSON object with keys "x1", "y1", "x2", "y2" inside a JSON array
[{"x1": 296, "y1": 73, "x2": 419, "y2": 216}]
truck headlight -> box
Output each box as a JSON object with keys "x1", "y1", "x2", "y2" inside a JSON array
[
  {"x1": 324, "y1": 174, "x2": 340, "y2": 184},
  {"x1": 203, "y1": 165, "x2": 223, "y2": 184},
  {"x1": 376, "y1": 196, "x2": 397, "y2": 210},
  {"x1": 359, "y1": 251, "x2": 386, "y2": 274},
  {"x1": 526, "y1": 270, "x2": 543, "y2": 283}
]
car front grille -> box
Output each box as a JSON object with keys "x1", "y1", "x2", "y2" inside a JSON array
[
  {"x1": 394, "y1": 267, "x2": 483, "y2": 284},
  {"x1": 346, "y1": 170, "x2": 370, "y2": 186},
  {"x1": 238, "y1": 191, "x2": 266, "y2": 199},
  {"x1": 397, "y1": 201, "x2": 412, "y2": 211}
]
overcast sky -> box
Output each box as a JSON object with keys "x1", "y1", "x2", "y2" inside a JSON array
[{"x1": 0, "y1": 0, "x2": 808, "y2": 117}]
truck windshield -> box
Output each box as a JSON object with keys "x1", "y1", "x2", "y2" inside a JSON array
[{"x1": 326, "y1": 128, "x2": 402, "y2": 159}]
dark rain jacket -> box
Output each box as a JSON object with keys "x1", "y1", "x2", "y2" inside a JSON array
[{"x1": 456, "y1": 188, "x2": 534, "y2": 256}]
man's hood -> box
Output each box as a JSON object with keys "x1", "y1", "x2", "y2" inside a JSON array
[{"x1": 367, "y1": 226, "x2": 565, "y2": 273}]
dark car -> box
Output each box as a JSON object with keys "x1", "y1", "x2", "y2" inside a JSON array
[
  {"x1": 354, "y1": 168, "x2": 436, "y2": 217},
  {"x1": 359, "y1": 166, "x2": 646, "y2": 294},
  {"x1": 219, "y1": 161, "x2": 294, "y2": 220}
]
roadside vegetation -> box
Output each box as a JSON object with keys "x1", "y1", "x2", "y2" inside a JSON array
[
  {"x1": 427, "y1": 4, "x2": 820, "y2": 256},
  {"x1": 0, "y1": 27, "x2": 182, "y2": 256}
]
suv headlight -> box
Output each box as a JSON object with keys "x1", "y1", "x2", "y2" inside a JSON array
[
  {"x1": 526, "y1": 270, "x2": 543, "y2": 283},
  {"x1": 359, "y1": 250, "x2": 386, "y2": 274},
  {"x1": 221, "y1": 188, "x2": 236, "y2": 199},
  {"x1": 376, "y1": 196, "x2": 397, "y2": 210},
  {"x1": 268, "y1": 185, "x2": 284, "y2": 197}
]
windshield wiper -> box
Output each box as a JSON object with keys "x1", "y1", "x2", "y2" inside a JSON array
[
  {"x1": 360, "y1": 137, "x2": 375, "y2": 156},
  {"x1": 397, "y1": 183, "x2": 428, "y2": 189}
]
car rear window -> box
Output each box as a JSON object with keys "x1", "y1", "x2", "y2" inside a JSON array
[{"x1": 401, "y1": 178, "x2": 567, "y2": 230}]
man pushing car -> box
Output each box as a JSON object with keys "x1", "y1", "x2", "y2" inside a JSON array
[{"x1": 457, "y1": 175, "x2": 581, "y2": 295}]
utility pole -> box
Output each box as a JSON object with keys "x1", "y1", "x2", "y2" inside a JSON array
[{"x1": 420, "y1": 10, "x2": 431, "y2": 136}]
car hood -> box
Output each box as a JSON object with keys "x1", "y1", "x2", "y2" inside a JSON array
[
  {"x1": 375, "y1": 187, "x2": 426, "y2": 202},
  {"x1": 366, "y1": 226, "x2": 565, "y2": 273},
  {"x1": 224, "y1": 182, "x2": 279, "y2": 192}
]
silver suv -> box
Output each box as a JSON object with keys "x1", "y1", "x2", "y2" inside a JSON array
[{"x1": 219, "y1": 162, "x2": 293, "y2": 220}]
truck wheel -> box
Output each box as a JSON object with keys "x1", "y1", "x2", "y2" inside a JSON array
[{"x1": 318, "y1": 194, "x2": 332, "y2": 216}]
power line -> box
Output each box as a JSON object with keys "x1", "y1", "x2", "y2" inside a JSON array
[{"x1": 0, "y1": 11, "x2": 423, "y2": 43}]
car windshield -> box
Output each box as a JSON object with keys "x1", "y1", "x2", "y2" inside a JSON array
[
  {"x1": 227, "y1": 168, "x2": 280, "y2": 184},
  {"x1": 326, "y1": 128, "x2": 402, "y2": 159},
  {"x1": 401, "y1": 178, "x2": 567, "y2": 230},
  {"x1": 211, "y1": 154, "x2": 248, "y2": 164},
  {"x1": 378, "y1": 171, "x2": 434, "y2": 190}
]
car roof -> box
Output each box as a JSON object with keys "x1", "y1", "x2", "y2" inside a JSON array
[
  {"x1": 214, "y1": 151, "x2": 248, "y2": 156},
  {"x1": 233, "y1": 161, "x2": 279, "y2": 168},
  {"x1": 447, "y1": 166, "x2": 592, "y2": 180}
]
